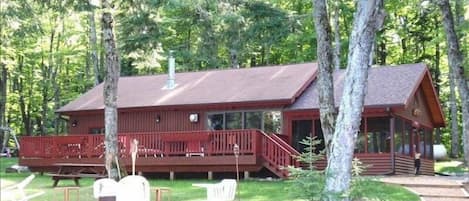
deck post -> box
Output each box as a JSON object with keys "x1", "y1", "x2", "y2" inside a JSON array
[
  {"x1": 244, "y1": 171, "x2": 249, "y2": 179},
  {"x1": 208, "y1": 171, "x2": 213, "y2": 180},
  {"x1": 169, "y1": 171, "x2": 175, "y2": 180}
]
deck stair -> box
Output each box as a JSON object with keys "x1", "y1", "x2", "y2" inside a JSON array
[
  {"x1": 381, "y1": 176, "x2": 469, "y2": 201},
  {"x1": 259, "y1": 132, "x2": 300, "y2": 178}
]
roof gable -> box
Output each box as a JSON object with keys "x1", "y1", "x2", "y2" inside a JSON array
[
  {"x1": 288, "y1": 63, "x2": 444, "y2": 127},
  {"x1": 58, "y1": 62, "x2": 318, "y2": 113}
]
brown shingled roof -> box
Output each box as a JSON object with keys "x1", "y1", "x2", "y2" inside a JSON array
[
  {"x1": 57, "y1": 62, "x2": 318, "y2": 113},
  {"x1": 288, "y1": 63, "x2": 445, "y2": 126}
]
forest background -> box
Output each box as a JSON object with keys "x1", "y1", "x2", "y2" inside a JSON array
[{"x1": 0, "y1": 0, "x2": 467, "y2": 158}]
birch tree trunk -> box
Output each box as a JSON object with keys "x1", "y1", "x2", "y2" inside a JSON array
[
  {"x1": 437, "y1": 0, "x2": 469, "y2": 165},
  {"x1": 313, "y1": 0, "x2": 336, "y2": 155},
  {"x1": 323, "y1": 1, "x2": 385, "y2": 200},
  {"x1": 102, "y1": 0, "x2": 121, "y2": 180},
  {"x1": 332, "y1": 0, "x2": 341, "y2": 70},
  {"x1": 89, "y1": 1, "x2": 100, "y2": 86}
]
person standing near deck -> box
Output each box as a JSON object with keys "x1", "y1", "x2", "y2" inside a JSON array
[{"x1": 414, "y1": 152, "x2": 421, "y2": 175}]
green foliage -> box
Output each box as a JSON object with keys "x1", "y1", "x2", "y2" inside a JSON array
[
  {"x1": 351, "y1": 157, "x2": 371, "y2": 177},
  {"x1": 287, "y1": 137, "x2": 417, "y2": 201},
  {"x1": 287, "y1": 137, "x2": 325, "y2": 201}
]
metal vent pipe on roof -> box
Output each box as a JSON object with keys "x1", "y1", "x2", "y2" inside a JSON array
[{"x1": 167, "y1": 50, "x2": 176, "y2": 89}]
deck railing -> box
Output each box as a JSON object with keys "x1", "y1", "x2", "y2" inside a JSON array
[
  {"x1": 19, "y1": 129, "x2": 299, "y2": 178},
  {"x1": 19, "y1": 130, "x2": 261, "y2": 159}
]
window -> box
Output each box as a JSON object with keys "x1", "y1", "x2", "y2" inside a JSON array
[
  {"x1": 207, "y1": 110, "x2": 281, "y2": 133},
  {"x1": 244, "y1": 112, "x2": 263, "y2": 129},
  {"x1": 208, "y1": 114, "x2": 224, "y2": 130},
  {"x1": 403, "y1": 121, "x2": 412, "y2": 155},
  {"x1": 89, "y1": 127, "x2": 105, "y2": 134},
  {"x1": 355, "y1": 121, "x2": 366, "y2": 153},
  {"x1": 419, "y1": 129, "x2": 425, "y2": 158},
  {"x1": 264, "y1": 111, "x2": 281, "y2": 134},
  {"x1": 425, "y1": 129, "x2": 433, "y2": 159},
  {"x1": 225, "y1": 112, "x2": 242, "y2": 130},
  {"x1": 394, "y1": 118, "x2": 403, "y2": 154},
  {"x1": 366, "y1": 117, "x2": 390, "y2": 153},
  {"x1": 313, "y1": 120, "x2": 325, "y2": 153}
]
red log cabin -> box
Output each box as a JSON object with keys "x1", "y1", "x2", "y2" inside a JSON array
[{"x1": 19, "y1": 62, "x2": 444, "y2": 178}]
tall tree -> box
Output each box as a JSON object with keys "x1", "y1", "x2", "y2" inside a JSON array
[
  {"x1": 102, "y1": 0, "x2": 121, "y2": 180},
  {"x1": 332, "y1": 0, "x2": 341, "y2": 70},
  {"x1": 322, "y1": 1, "x2": 385, "y2": 200},
  {"x1": 437, "y1": 0, "x2": 469, "y2": 165},
  {"x1": 450, "y1": 0, "x2": 463, "y2": 158},
  {"x1": 0, "y1": 0, "x2": 7, "y2": 144},
  {"x1": 89, "y1": 0, "x2": 100, "y2": 86},
  {"x1": 312, "y1": 0, "x2": 335, "y2": 156}
]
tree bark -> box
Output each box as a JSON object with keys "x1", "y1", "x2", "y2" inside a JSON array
[
  {"x1": 102, "y1": 0, "x2": 121, "y2": 180},
  {"x1": 450, "y1": 58, "x2": 460, "y2": 158},
  {"x1": 53, "y1": 24, "x2": 63, "y2": 134},
  {"x1": 437, "y1": 0, "x2": 469, "y2": 165},
  {"x1": 313, "y1": 0, "x2": 336, "y2": 156},
  {"x1": 0, "y1": 63, "x2": 6, "y2": 149},
  {"x1": 450, "y1": 0, "x2": 463, "y2": 158},
  {"x1": 332, "y1": 0, "x2": 341, "y2": 70},
  {"x1": 230, "y1": 49, "x2": 239, "y2": 69},
  {"x1": 17, "y1": 56, "x2": 32, "y2": 136},
  {"x1": 89, "y1": 1, "x2": 100, "y2": 86},
  {"x1": 323, "y1": 1, "x2": 385, "y2": 200},
  {"x1": 434, "y1": 26, "x2": 442, "y2": 144}
]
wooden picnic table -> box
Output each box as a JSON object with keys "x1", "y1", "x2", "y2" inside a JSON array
[{"x1": 46, "y1": 163, "x2": 106, "y2": 187}]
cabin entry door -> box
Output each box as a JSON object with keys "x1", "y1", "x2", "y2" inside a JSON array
[{"x1": 292, "y1": 120, "x2": 312, "y2": 153}]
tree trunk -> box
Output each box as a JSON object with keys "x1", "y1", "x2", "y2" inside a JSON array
[
  {"x1": 450, "y1": 0, "x2": 463, "y2": 158},
  {"x1": 17, "y1": 56, "x2": 32, "y2": 136},
  {"x1": 437, "y1": 0, "x2": 469, "y2": 165},
  {"x1": 230, "y1": 49, "x2": 239, "y2": 69},
  {"x1": 434, "y1": 26, "x2": 442, "y2": 144},
  {"x1": 0, "y1": 63, "x2": 6, "y2": 149},
  {"x1": 323, "y1": 1, "x2": 385, "y2": 200},
  {"x1": 53, "y1": 25, "x2": 63, "y2": 134},
  {"x1": 89, "y1": 2, "x2": 100, "y2": 86},
  {"x1": 102, "y1": 0, "x2": 121, "y2": 180},
  {"x1": 332, "y1": 0, "x2": 341, "y2": 70},
  {"x1": 450, "y1": 60, "x2": 460, "y2": 157},
  {"x1": 313, "y1": 0, "x2": 336, "y2": 156}
]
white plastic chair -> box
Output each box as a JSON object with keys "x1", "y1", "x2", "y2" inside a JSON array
[
  {"x1": 219, "y1": 179, "x2": 236, "y2": 201},
  {"x1": 193, "y1": 179, "x2": 237, "y2": 201},
  {"x1": 93, "y1": 178, "x2": 119, "y2": 199},
  {"x1": 1, "y1": 174, "x2": 44, "y2": 201},
  {"x1": 116, "y1": 175, "x2": 150, "y2": 201}
]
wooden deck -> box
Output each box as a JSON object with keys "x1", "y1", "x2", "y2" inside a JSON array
[
  {"x1": 19, "y1": 130, "x2": 299, "y2": 178},
  {"x1": 18, "y1": 130, "x2": 434, "y2": 178}
]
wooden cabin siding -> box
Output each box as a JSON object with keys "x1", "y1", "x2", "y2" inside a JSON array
[
  {"x1": 394, "y1": 88, "x2": 434, "y2": 128},
  {"x1": 395, "y1": 154, "x2": 433, "y2": 175},
  {"x1": 312, "y1": 153, "x2": 392, "y2": 175},
  {"x1": 356, "y1": 153, "x2": 393, "y2": 175},
  {"x1": 69, "y1": 110, "x2": 205, "y2": 134}
]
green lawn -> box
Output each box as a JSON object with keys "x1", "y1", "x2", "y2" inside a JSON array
[
  {"x1": 0, "y1": 157, "x2": 418, "y2": 201},
  {"x1": 435, "y1": 160, "x2": 468, "y2": 174}
]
